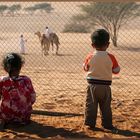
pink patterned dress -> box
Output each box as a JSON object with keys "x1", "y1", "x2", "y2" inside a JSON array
[{"x1": 0, "y1": 75, "x2": 36, "y2": 123}]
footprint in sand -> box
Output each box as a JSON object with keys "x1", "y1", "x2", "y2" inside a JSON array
[{"x1": 41, "y1": 103, "x2": 56, "y2": 109}]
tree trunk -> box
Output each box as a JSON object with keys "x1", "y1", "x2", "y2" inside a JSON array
[
  {"x1": 112, "y1": 36, "x2": 118, "y2": 47},
  {"x1": 112, "y1": 26, "x2": 118, "y2": 47}
]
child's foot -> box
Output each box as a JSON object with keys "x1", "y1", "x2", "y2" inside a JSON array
[
  {"x1": 103, "y1": 125, "x2": 115, "y2": 129},
  {"x1": 103, "y1": 125, "x2": 117, "y2": 132},
  {"x1": 81, "y1": 124, "x2": 96, "y2": 131}
]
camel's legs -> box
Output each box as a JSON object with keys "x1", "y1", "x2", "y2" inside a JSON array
[
  {"x1": 44, "y1": 47, "x2": 47, "y2": 55},
  {"x1": 44, "y1": 44, "x2": 49, "y2": 55},
  {"x1": 51, "y1": 42, "x2": 54, "y2": 51},
  {"x1": 56, "y1": 44, "x2": 59, "y2": 55},
  {"x1": 41, "y1": 45, "x2": 44, "y2": 56}
]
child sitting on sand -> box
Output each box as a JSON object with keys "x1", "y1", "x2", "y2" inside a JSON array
[{"x1": 0, "y1": 52, "x2": 36, "y2": 129}]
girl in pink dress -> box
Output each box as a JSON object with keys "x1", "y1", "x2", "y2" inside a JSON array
[{"x1": 0, "y1": 53, "x2": 36, "y2": 129}]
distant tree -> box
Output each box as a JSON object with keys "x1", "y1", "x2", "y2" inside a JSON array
[
  {"x1": 24, "y1": 3, "x2": 53, "y2": 14},
  {"x1": 8, "y1": 4, "x2": 21, "y2": 15},
  {"x1": 0, "y1": 5, "x2": 8, "y2": 15},
  {"x1": 66, "y1": 2, "x2": 140, "y2": 47}
]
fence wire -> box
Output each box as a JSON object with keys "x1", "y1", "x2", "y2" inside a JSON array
[{"x1": 0, "y1": 2, "x2": 140, "y2": 128}]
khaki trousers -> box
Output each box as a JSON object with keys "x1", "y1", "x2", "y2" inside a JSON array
[{"x1": 84, "y1": 84, "x2": 113, "y2": 128}]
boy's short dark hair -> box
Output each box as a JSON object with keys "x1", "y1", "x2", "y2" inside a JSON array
[
  {"x1": 91, "y1": 29, "x2": 110, "y2": 48},
  {"x1": 2, "y1": 52, "x2": 24, "y2": 73}
]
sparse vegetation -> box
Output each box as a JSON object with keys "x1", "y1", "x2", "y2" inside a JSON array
[
  {"x1": 64, "y1": 2, "x2": 140, "y2": 47},
  {"x1": 8, "y1": 4, "x2": 21, "y2": 15},
  {"x1": 0, "y1": 5, "x2": 8, "y2": 15},
  {"x1": 24, "y1": 3, "x2": 54, "y2": 13},
  {"x1": 8, "y1": 4, "x2": 21, "y2": 13},
  {"x1": 0, "y1": 3, "x2": 53, "y2": 16},
  {"x1": 0, "y1": 4, "x2": 21, "y2": 16},
  {"x1": 63, "y1": 23, "x2": 90, "y2": 33}
]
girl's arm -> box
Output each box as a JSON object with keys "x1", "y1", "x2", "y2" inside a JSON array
[
  {"x1": 0, "y1": 78, "x2": 3, "y2": 100},
  {"x1": 25, "y1": 77, "x2": 36, "y2": 104}
]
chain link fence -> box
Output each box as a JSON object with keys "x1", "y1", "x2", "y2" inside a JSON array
[{"x1": 0, "y1": 1, "x2": 140, "y2": 131}]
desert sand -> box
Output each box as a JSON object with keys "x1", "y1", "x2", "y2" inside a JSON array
[{"x1": 0, "y1": 2, "x2": 139, "y2": 139}]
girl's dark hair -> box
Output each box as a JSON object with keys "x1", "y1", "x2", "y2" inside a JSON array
[{"x1": 2, "y1": 52, "x2": 24, "y2": 75}]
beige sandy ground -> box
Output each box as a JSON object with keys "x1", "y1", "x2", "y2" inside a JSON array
[
  {"x1": 0, "y1": 30, "x2": 140, "y2": 139},
  {"x1": 0, "y1": 2, "x2": 140, "y2": 137}
]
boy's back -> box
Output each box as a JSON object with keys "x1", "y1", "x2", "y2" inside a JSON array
[{"x1": 84, "y1": 50, "x2": 119, "y2": 83}]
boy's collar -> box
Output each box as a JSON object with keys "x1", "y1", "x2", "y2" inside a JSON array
[
  {"x1": 94, "y1": 50, "x2": 108, "y2": 54},
  {"x1": 94, "y1": 50, "x2": 107, "y2": 53}
]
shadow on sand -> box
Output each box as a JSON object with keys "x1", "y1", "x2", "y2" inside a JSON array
[
  {"x1": 56, "y1": 53, "x2": 73, "y2": 56},
  {"x1": 118, "y1": 46, "x2": 140, "y2": 52},
  {"x1": 90, "y1": 127, "x2": 140, "y2": 138},
  {"x1": 4, "y1": 120, "x2": 90, "y2": 139},
  {"x1": 112, "y1": 128, "x2": 140, "y2": 138}
]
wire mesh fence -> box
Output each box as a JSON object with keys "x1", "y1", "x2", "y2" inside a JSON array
[{"x1": 0, "y1": 1, "x2": 140, "y2": 131}]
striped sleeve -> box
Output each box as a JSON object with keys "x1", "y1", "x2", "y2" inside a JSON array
[
  {"x1": 108, "y1": 53, "x2": 120, "y2": 74},
  {"x1": 83, "y1": 52, "x2": 93, "y2": 71}
]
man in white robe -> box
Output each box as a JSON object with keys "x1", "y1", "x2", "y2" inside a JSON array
[
  {"x1": 44, "y1": 26, "x2": 53, "y2": 38},
  {"x1": 19, "y1": 35, "x2": 26, "y2": 54}
]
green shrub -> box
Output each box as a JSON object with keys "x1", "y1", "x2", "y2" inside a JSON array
[{"x1": 63, "y1": 23, "x2": 90, "y2": 33}]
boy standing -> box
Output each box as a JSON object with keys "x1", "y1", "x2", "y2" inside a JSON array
[{"x1": 83, "y1": 29, "x2": 120, "y2": 130}]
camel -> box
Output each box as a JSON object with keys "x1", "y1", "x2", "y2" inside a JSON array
[
  {"x1": 35, "y1": 31, "x2": 60, "y2": 55},
  {"x1": 49, "y1": 33, "x2": 60, "y2": 55},
  {"x1": 35, "y1": 31, "x2": 50, "y2": 56}
]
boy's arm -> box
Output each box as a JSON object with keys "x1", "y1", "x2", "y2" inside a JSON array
[
  {"x1": 108, "y1": 53, "x2": 120, "y2": 74},
  {"x1": 83, "y1": 53, "x2": 93, "y2": 71}
]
